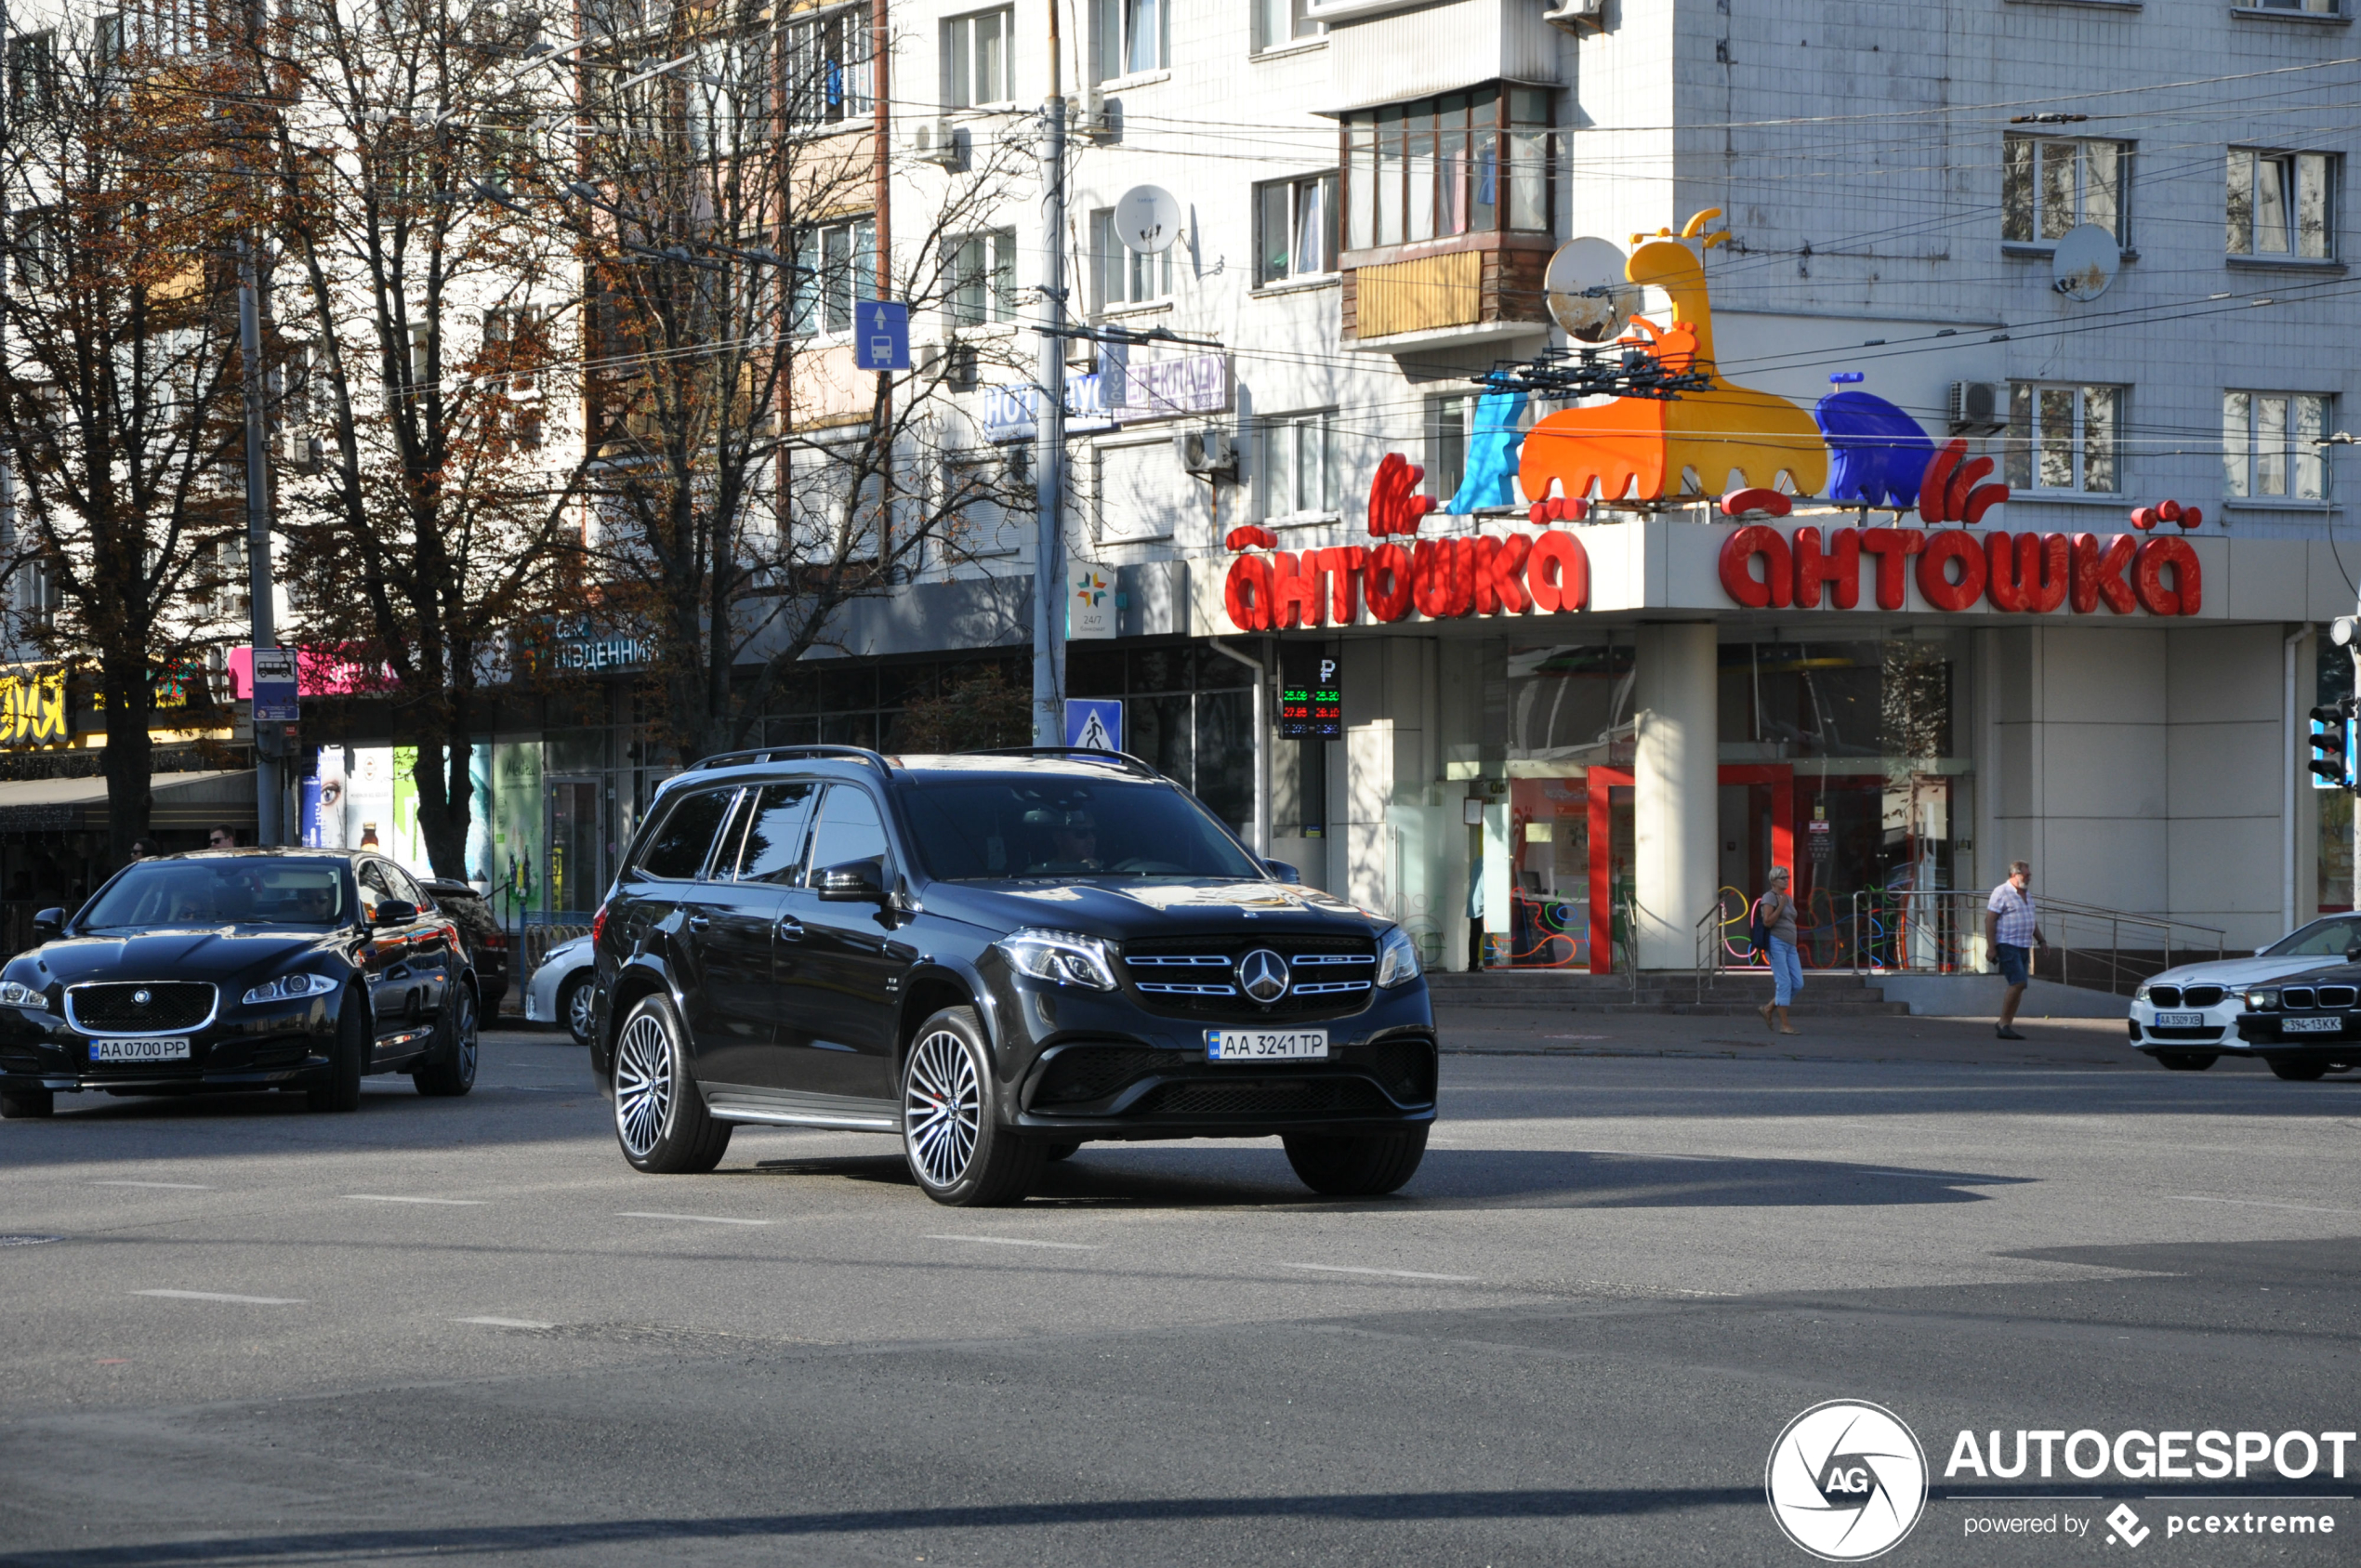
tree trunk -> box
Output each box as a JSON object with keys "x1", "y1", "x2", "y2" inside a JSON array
[
  {"x1": 410, "y1": 737, "x2": 474, "y2": 881},
  {"x1": 99, "y1": 658, "x2": 154, "y2": 863}
]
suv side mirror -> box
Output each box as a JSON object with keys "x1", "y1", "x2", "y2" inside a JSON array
[
  {"x1": 372, "y1": 899, "x2": 419, "y2": 928},
  {"x1": 31, "y1": 907, "x2": 61, "y2": 943},
  {"x1": 814, "y1": 859, "x2": 887, "y2": 902},
  {"x1": 1262, "y1": 858, "x2": 1301, "y2": 884}
]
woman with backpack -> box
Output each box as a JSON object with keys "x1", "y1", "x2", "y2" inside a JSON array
[{"x1": 1753, "y1": 866, "x2": 1801, "y2": 1034}]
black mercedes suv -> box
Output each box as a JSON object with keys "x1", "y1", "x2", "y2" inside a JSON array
[{"x1": 587, "y1": 747, "x2": 1437, "y2": 1206}]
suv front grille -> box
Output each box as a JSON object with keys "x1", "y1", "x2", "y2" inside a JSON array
[
  {"x1": 1137, "y1": 1078, "x2": 1393, "y2": 1117},
  {"x1": 1121, "y1": 934, "x2": 1380, "y2": 1019},
  {"x1": 67, "y1": 982, "x2": 216, "y2": 1034}
]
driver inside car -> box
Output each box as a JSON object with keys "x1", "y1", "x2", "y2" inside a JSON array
[{"x1": 1027, "y1": 810, "x2": 1104, "y2": 875}]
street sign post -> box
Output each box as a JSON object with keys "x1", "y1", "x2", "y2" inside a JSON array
[
  {"x1": 1064, "y1": 698, "x2": 1122, "y2": 753},
  {"x1": 251, "y1": 647, "x2": 299, "y2": 725},
  {"x1": 852, "y1": 301, "x2": 910, "y2": 372}
]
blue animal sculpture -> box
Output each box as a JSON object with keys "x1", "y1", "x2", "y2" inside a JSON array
[
  {"x1": 1813, "y1": 389, "x2": 1934, "y2": 509},
  {"x1": 1445, "y1": 389, "x2": 1528, "y2": 514}
]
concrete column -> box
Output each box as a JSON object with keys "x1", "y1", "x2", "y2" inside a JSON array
[{"x1": 1632, "y1": 622, "x2": 1719, "y2": 970}]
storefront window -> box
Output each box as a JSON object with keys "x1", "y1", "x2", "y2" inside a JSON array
[
  {"x1": 1506, "y1": 643, "x2": 1634, "y2": 767},
  {"x1": 1064, "y1": 639, "x2": 1257, "y2": 837},
  {"x1": 1494, "y1": 644, "x2": 1636, "y2": 969}
]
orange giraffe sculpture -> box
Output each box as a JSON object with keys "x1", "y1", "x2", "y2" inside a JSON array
[{"x1": 1519, "y1": 212, "x2": 1827, "y2": 506}]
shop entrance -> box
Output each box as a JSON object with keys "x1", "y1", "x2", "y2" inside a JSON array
[{"x1": 546, "y1": 777, "x2": 603, "y2": 922}]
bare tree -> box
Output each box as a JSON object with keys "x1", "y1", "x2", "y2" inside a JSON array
[
  {"x1": 0, "y1": 26, "x2": 248, "y2": 856},
  {"x1": 552, "y1": 1, "x2": 1037, "y2": 764},
  {"x1": 239, "y1": 0, "x2": 582, "y2": 876}
]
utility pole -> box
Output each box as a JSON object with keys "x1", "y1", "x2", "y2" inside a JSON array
[
  {"x1": 236, "y1": 236, "x2": 282, "y2": 846},
  {"x1": 1031, "y1": 0, "x2": 1067, "y2": 747}
]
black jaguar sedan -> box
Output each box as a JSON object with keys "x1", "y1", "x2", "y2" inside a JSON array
[{"x1": 0, "y1": 850, "x2": 479, "y2": 1119}]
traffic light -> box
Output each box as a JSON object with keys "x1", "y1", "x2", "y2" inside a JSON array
[{"x1": 2309, "y1": 699, "x2": 2355, "y2": 789}]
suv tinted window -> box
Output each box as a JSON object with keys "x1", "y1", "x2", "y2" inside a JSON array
[
  {"x1": 900, "y1": 775, "x2": 1263, "y2": 880},
  {"x1": 732, "y1": 782, "x2": 820, "y2": 882},
  {"x1": 637, "y1": 788, "x2": 734, "y2": 879},
  {"x1": 804, "y1": 784, "x2": 890, "y2": 884}
]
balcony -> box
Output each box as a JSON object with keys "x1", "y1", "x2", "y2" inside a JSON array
[{"x1": 1340, "y1": 233, "x2": 1552, "y2": 352}]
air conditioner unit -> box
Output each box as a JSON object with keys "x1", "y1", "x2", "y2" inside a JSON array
[
  {"x1": 279, "y1": 428, "x2": 322, "y2": 473},
  {"x1": 1947, "y1": 380, "x2": 2008, "y2": 437},
  {"x1": 1075, "y1": 86, "x2": 1117, "y2": 144},
  {"x1": 1176, "y1": 426, "x2": 1237, "y2": 478},
  {"x1": 914, "y1": 117, "x2": 964, "y2": 169},
  {"x1": 921, "y1": 341, "x2": 979, "y2": 390},
  {"x1": 1540, "y1": 0, "x2": 1607, "y2": 33}
]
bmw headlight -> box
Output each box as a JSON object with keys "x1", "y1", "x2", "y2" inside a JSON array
[
  {"x1": 2245, "y1": 989, "x2": 2279, "y2": 1012},
  {"x1": 0, "y1": 979, "x2": 46, "y2": 1008},
  {"x1": 1376, "y1": 926, "x2": 1423, "y2": 988},
  {"x1": 2132, "y1": 984, "x2": 2151, "y2": 1002},
  {"x1": 996, "y1": 929, "x2": 1117, "y2": 991},
  {"x1": 243, "y1": 972, "x2": 338, "y2": 1006}
]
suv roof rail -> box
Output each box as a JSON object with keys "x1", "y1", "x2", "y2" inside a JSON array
[
  {"x1": 959, "y1": 745, "x2": 1165, "y2": 780},
  {"x1": 684, "y1": 744, "x2": 893, "y2": 778}
]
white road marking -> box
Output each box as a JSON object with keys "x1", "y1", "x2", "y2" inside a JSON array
[
  {"x1": 344, "y1": 1194, "x2": 487, "y2": 1206},
  {"x1": 91, "y1": 1180, "x2": 214, "y2": 1191},
  {"x1": 615, "y1": 1211, "x2": 771, "y2": 1226},
  {"x1": 454, "y1": 1315, "x2": 557, "y2": 1330},
  {"x1": 925, "y1": 1234, "x2": 1098, "y2": 1251},
  {"x1": 2169, "y1": 1194, "x2": 2358, "y2": 1215},
  {"x1": 1282, "y1": 1262, "x2": 1480, "y2": 1283},
  {"x1": 132, "y1": 1289, "x2": 304, "y2": 1305}
]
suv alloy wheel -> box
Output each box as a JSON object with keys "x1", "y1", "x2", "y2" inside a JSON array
[
  {"x1": 902, "y1": 1006, "x2": 1044, "y2": 1206},
  {"x1": 613, "y1": 993, "x2": 732, "y2": 1173}
]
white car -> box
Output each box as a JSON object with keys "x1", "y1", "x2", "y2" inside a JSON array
[
  {"x1": 524, "y1": 935, "x2": 596, "y2": 1047},
  {"x1": 2130, "y1": 913, "x2": 2361, "y2": 1070}
]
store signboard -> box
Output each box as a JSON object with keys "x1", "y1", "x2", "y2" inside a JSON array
[
  {"x1": 1278, "y1": 650, "x2": 1341, "y2": 740},
  {"x1": 1106, "y1": 352, "x2": 1228, "y2": 420},
  {"x1": 983, "y1": 374, "x2": 1120, "y2": 443},
  {"x1": 1070, "y1": 567, "x2": 1115, "y2": 640},
  {"x1": 0, "y1": 665, "x2": 68, "y2": 748}
]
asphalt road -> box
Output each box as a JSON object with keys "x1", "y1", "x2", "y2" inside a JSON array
[{"x1": 2, "y1": 1026, "x2": 2356, "y2": 1567}]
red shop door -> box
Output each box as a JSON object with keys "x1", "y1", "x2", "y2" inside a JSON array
[{"x1": 1589, "y1": 764, "x2": 1793, "y2": 975}]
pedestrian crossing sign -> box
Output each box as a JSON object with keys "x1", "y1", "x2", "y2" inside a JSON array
[{"x1": 1065, "y1": 699, "x2": 1122, "y2": 753}]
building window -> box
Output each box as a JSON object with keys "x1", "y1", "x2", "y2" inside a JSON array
[
  {"x1": 2223, "y1": 391, "x2": 2330, "y2": 499},
  {"x1": 785, "y1": 5, "x2": 873, "y2": 125},
  {"x1": 8, "y1": 31, "x2": 54, "y2": 121},
  {"x1": 943, "y1": 7, "x2": 1014, "y2": 109},
  {"x1": 945, "y1": 230, "x2": 1017, "y2": 325},
  {"x1": 2004, "y1": 383, "x2": 2122, "y2": 494},
  {"x1": 1252, "y1": 0, "x2": 1324, "y2": 51},
  {"x1": 1093, "y1": 0, "x2": 1168, "y2": 79},
  {"x1": 2001, "y1": 136, "x2": 2129, "y2": 244},
  {"x1": 1088, "y1": 207, "x2": 1172, "y2": 310},
  {"x1": 1427, "y1": 394, "x2": 1477, "y2": 504},
  {"x1": 1342, "y1": 86, "x2": 1550, "y2": 251},
  {"x1": 687, "y1": 33, "x2": 769, "y2": 155},
  {"x1": 1255, "y1": 173, "x2": 1337, "y2": 285},
  {"x1": 1262, "y1": 412, "x2": 1338, "y2": 519},
  {"x1": 2227, "y1": 149, "x2": 2335, "y2": 259},
  {"x1": 792, "y1": 217, "x2": 877, "y2": 336}
]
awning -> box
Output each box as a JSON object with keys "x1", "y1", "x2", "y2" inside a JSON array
[{"x1": 0, "y1": 770, "x2": 257, "y2": 833}]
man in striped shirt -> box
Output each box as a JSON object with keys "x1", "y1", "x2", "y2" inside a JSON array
[{"x1": 1985, "y1": 861, "x2": 2047, "y2": 1040}]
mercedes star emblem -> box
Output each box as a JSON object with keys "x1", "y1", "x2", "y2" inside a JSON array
[
  {"x1": 1236, "y1": 948, "x2": 1289, "y2": 1005},
  {"x1": 132, "y1": 988, "x2": 152, "y2": 1007}
]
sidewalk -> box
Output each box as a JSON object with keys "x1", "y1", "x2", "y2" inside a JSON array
[{"x1": 1434, "y1": 1000, "x2": 2206, "y2": 1071}]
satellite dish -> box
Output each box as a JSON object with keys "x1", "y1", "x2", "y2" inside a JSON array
[
  {"x1": 2051, "y1": 224, "x2": 2120, "y2": 302},
  {"x1": 1114, "y1": 186, "x2": 1182, "y2": 256},
  {"x1": 1544, "y1": 237, "x2": 1640, "y2": 343}
]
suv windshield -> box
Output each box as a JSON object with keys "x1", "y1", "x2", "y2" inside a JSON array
[
  {"x1": 900, "y1": 775, "x2": 1264, "y2": 881},
  {"x1": 80, "y1": 860, "x2": 350, "y2": 932}
]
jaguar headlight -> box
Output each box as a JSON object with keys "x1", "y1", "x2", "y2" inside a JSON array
[
  {"x1": 1376, "y1": 926, "x2": 1424, "y2": 989},
  {"x1": 0, "y1": 979, "x2": 46, "y2": 1009},
  {"x1": 996, "y1": 929, "x2": 1117, "y2": 991},
  {"x1": 243, "y1": 972, "x2": 338, "y2": 1006},
  {"x1": 2245, "y1": 989, "x2": 2279, "y2": 1012}
]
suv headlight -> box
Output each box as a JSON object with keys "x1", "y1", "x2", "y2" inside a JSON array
[
  {"x1": 996, "y1": 929, "x2": 1117, "y2": 991},
  {"x1": 1376, "y1": 926, "x2": 1423, "y2": 989},
  {"x1": 244, "y1": 972, "x2": 338, "y2": 1006},
  {"x1": 2245, "y1": 989, "x2": 2279, "y2": 1012},
  {"x1": 0, "y1": 980, "x2": 46, "y2": 1008}
]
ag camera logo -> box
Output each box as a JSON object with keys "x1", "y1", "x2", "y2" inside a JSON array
[{"x1": 1766, "y1": 1400, "x2": 1929, "y2": 1561}]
